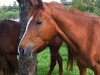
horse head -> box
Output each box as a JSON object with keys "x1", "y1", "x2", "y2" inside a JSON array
[{"x1": 18, "y1": 0, "x2": 58, "y2": 54}]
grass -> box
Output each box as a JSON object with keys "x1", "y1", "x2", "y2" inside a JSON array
[
  {"x1": 0, "y1": 44, "x2": 94, "y2": 75},
  {"x1": 37, "y1": 43, "x2": 94, "y2": 75}
]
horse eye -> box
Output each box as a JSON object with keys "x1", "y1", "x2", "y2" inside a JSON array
[{"x1": 35, "y1": 20, "x2": 42, "y2": 25}]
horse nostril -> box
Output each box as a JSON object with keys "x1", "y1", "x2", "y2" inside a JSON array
[
  {"x1": 18, "y1": 43, "x2": 34, "y2": 57},
  {"x1": 19, "y1": 46, "x2": 33, "y2": 57},
  {"x1": 19, "y1": 47, "x2": 25, "y2": 57}
]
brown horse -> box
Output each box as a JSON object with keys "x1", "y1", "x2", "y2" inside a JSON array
[
  {"x1": 17, "y1": 0, "x2": 65, "y2": 75},
  {"x1": 29, "y1": 2, "x2": 65, "y2": 75},
  {"x1": 19, "y1": 0, "x2": 100, "y2": 75},
  {"x1": 0, "y1": 20, "x2": 20, "y2": 75}
]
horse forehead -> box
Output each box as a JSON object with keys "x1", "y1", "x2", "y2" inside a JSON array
[
  {"x1": 27, "y1": 16, "x2": 34, "y2": 24},
  {"x1": 36, "y1": 10, "x2": 45, "y2": 16}
]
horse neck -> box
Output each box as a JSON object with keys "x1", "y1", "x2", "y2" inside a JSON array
[{"x1": 50, "y1": 6, "x2": 91, "y2": 51}]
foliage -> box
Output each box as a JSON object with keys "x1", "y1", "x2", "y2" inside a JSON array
[
  {"x1": 72, "y1": 0, "x2": 100, "y2": 16},
  {"x1": 0, "y1": 0, "x2": 99, "y2": 20},
  {"x1": 0, "y1": 2, "x2": 19, "y2": 20}
]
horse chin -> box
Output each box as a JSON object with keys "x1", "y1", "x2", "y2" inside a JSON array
[
  {"x1": 31, "y1": 37, "x2": 49, "y2": 53},
  {"x1": 33, "y1": 43, "x2": 48, "y2": 53}
]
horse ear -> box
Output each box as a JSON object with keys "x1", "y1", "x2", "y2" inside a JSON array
[
  {"x1": 29, "y1": 0, "x2": 36, "y2": 7},
  {"x1": 37, "y1": 0, "x2": 44, "y2": 9}
]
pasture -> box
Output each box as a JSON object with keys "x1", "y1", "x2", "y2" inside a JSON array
[
  {"x1": 0, "y1": 44, "x2": 94, "y2": 75},
  {"x1": 37, "y1": 43, "x2": 94, "y2": 75},
  {"x1": 0, "y1": 43, "x2": 94, "y2": 75}
]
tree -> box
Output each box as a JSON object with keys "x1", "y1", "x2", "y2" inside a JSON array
[
  {"x1": 72, "y1": 0, "x2": 100, "y2": 15},
  {"x1": 17, "y1": 0, "x2": 37, "y2": 75},
  {"x1": 0, "y1": 5, "x2": 19, "y2": 20}
]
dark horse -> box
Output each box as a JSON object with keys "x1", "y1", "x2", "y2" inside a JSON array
[
  {"x1": 0, "y1": 20, "x2": 20, "y2": 75},
  {"x1": 19, "y1": 0, "x2": 100, "y2": 75},
  {"x1": 17, "y1": 0, "x2": 65, "y2": 75}
]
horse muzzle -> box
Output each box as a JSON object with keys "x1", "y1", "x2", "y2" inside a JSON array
[{"x1": 18, "y1": 43, "x2": 34, "y2": 57}]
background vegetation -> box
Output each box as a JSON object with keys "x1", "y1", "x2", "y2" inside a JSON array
[
  {"x1": 0, "y1": 0, "x2": 99, "y2": 75},
  {"x1": 72, "y1": 0, "x2": 100, "y2": 16},
  {"x1": 0, "y1": 1, "x2": 19, "y2": 20},
  {"x1": 0, "y1": 0, "x2": 100, "y2": 20}
]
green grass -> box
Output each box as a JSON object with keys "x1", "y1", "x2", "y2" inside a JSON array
[
  {"x1": 37, "y1": 43, "x2": 94, "y2": 75},
  {"x1": 0, "y1": 44, "x2": 94, "y2": 75}
]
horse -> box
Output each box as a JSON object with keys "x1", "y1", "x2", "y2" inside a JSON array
[
  {"x1": 18, "y1": 0, "x2": 100, "y2": 75},
  {"x1": 0, "y1": 20, "x2": 20, "y2": 75},
  {"x1": 0, "y1": 19, "x2": 65, "y2": 75},
  {"x1": 17, "y1": 0, "x2": 65, "y2": 75},
  {"x1": 27, "y1": 1, "x2": 75, "y2": 75}
]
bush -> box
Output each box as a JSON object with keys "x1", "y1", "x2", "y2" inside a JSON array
[
  {"x1": 0, "y1": 5, "x2": 19, "y2": 20},
  {"x1": 72, "y1": 0, "x2": 100, "y2": 16}
]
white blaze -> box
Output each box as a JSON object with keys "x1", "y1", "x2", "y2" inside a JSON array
[{"x1": 18, "y1": 16, "x2": 33, "y2": 54}]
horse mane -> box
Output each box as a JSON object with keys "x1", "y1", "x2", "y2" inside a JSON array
[
  {"x1": 69, "y1": 7, "x2": 98, "y2": 17},
  {"x1": 46, "y1": 2, "x2": 67, "y2": 10},
  {"x1": 69, "y1": 7, "x2": 86, "y2": 15},
  {"x1": 46, "y1": 2, "x2": 85, "y2": 15},
  {"x1": 46, "y1": 2, "x2": 98, "y2": 18}
]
